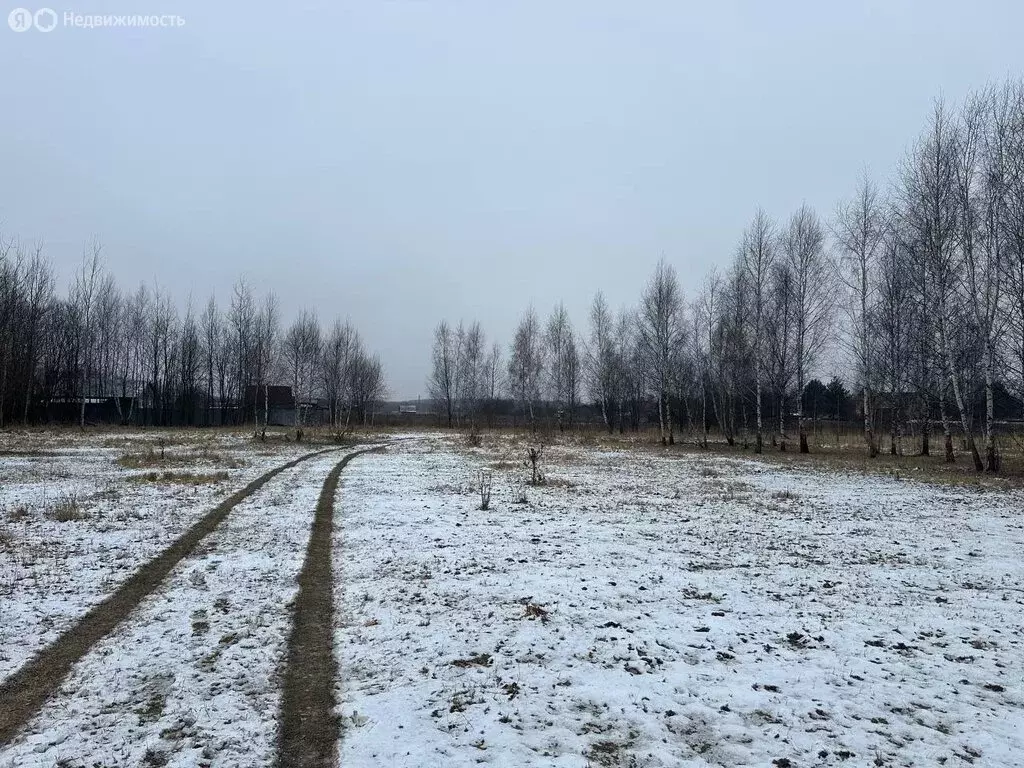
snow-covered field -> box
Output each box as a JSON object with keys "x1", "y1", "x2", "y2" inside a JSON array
[
  {"x1": 0, "y1": 429, "x2": 313, "y2": 679},
  {"x1": 334, "y1": 436, "x2": 1023, "y2": 767},
  {"x1": 0, "y1": 447, "x2": 343, "y2": 767},
  {"x1": 1, "y1": 430, "x2": 1022, "y2": 767}
]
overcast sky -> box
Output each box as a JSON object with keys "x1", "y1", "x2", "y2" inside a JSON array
[{"x1": 2, "y1": 1, "x2": 1023, "y2": 399}]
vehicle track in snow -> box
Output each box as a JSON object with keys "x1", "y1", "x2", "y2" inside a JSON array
[
  {"x1": 0, "y1": 445, "x2": 349, "y2": 747},
  {"x1": 277, "y1": 445, "x2": 386, "y2": 768}
]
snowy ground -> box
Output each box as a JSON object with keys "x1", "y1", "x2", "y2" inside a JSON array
[
  {"x1": 0, "y1": 449, "x2": 343, "y2": 768},
  {"x1": 0, "y1": 429, "x2": 313, "y2": 679},
  {"x1": 1, "y1": 431, "x2": 1022, "y2": 767},
  {"x1": 334, "y1": 436, "x2": 1024, "y2": 767}
]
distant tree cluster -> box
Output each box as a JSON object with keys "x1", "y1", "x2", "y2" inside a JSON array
[
  {"x1": 427, "y1": 319, "x2": 507, "y2": 430},
  {"x1": 428, "y1": 304, "x2": 584, "y2": 433},
  {"x1": 431, "y1": 79, "x2": 1024, "y2": 472},
  {"x1": 0, "y1": 239, "x2": 386, "y2": 430}
]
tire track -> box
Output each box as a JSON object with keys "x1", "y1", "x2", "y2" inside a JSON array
[
  {"x1": 277, "y1": 445, "x2": 385, "y2": 768},
  {"x1": 0, "y1": 445, "x2": 348, "y2": 747}
]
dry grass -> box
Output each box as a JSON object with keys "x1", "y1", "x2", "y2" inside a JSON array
[
  {"x1": 45, "y1": 494, "x2": 87, "y2": 523},
  {"x1": 450, "y1": 425, "x2": 1024, "y2": 490},
  {"x1": 116, "y1": 447, "x2": 245, "y2": 470},
  {"x1": 451, "y1": 653, "x2": 493, "y2": 668},
  {"x1": 699, "y1": 477, "x2": 755, "y2": 500},
  {"x1": 743, "y1": 443, "x2": 1024, "y2": 490},
  {"x1": 115, "y1": 448, "x2": 165, "y2": 469},
  {"x1": 6, "y1": 504, "x2": 31, "y2": 523},
  {"x1": 132, "y1": 471, "x2": 230, "y2": 485}
]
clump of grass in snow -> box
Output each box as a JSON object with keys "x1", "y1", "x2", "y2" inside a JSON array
[
  {"x1": 523, "y1": 602, "x2": 549, "y2": 623},
  {"x1": 133, "y1": 470, "x2": 229, "y2": 485},
  {"x1": 116, "y1": 447, "x2": 161, "y2": 469},
  {"x1": 46, "y1": 494, "x2": 87, "y2": 522},
  {"x1": 451, "y1": 653, "x2": 492, "y2": 668},
  {"x1": 6, "y1": 504, "x2": 31, "y2": 522},
  {"x1": 117, "y1": 447, "x2": 244, "y2": 470}
]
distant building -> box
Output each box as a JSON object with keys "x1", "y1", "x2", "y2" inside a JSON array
[
  {"x1": 399, "y1": 404, "x2": 418, "y2": 414},
  {"x1": 244, "y1": 384, "x2": 328, "y2": 425}
]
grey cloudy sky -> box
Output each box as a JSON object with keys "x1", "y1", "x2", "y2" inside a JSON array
[{"x1": 2, "y1": 0, "x2": 1023, "y2": 398}]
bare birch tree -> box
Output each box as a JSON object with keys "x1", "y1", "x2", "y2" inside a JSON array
[
  {"x1": 460, "y1": 321, "x2": 486, "y2": 429},
  {"x1": 73, "y1": 239, "x2": 103, "y2": 429},
  {"x1": 834, "y1": 174, "x2": 886, "y2": 457},
  {"x1": 782, "y1": 204, "x2": 833, "y2": 453},
  {"x1": 740, "y1": 210, "x2": 777, "y2": 453},
  {"x1": 507, "y1": 307, "x2": 545, "y2": 430},
  {"x1": 586, "y1": 292, "x2": 617, "y2": 432},
  {"x1": 283, "y1": 308, "x2": 319, "y2": 440},
  {"x1": 254, "y1": 293, "x2": 281, "y2": 436},
  {"x1": 957, "y1": 85, "x2": 1012, "y2": 470},
  {"x1": 428, "y1": 319, "x2": 458, "y2": 428}
]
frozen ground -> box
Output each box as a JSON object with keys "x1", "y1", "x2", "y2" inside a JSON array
[
  {"x1": 0, "y1": 449, "x2": 342, "y2": 768},
  {"x1": 0, "y1": 429, "x2": 313, "y2": 678},
  {"x1": 1, "y1": 431, "x2": 1021, "y2": 767},
  {"x1": 334, "y1": 436, "x2": 1023, "y2": 767}
]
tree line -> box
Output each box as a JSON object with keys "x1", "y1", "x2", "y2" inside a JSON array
[
  {"x1": 431, "y1": 79, "x2": 1024, "y2": 472},
  {"x1": 0, "y1": 238, "x2": 386, "y2": 430}
]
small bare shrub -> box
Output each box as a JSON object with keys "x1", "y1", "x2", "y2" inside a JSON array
[
  {"x1": 6, "y1": 504, "x2": 31, "y2": 522},
  {"x1": 466, "y1": 429, "x2": 483, "y2": 448},
  {"x1": 47, "y1": 494, "x2": 87, "y2": 522},
  {"x1": 478, "y1": 469, "x2": 492, "y2": 510},
  {"x1": 526, "y1": 445, "x2": 544, "y2": 486}
]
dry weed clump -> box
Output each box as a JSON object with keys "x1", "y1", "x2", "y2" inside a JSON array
[
  {"x1": 451, "y1": 653, "x2": 492, "y2": 668},
  {"x1": 133, "y1": 471, "x2": 230, "y2": 485},
  {"x1": 46, "y1": 494, "x2": 88, "y2": 522},
  {"x1": 115, "y1": 448, "x2": 163, "y2": 468},
  {"x1": 522, "y1": 601, "x2": 550, "y2": 623},
  {"x1": 117, "y1": 446, "x2": 245, "y2": 470},
  {"x1": 6, "y1": 504, "x2": 31, "y2": 522}
]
